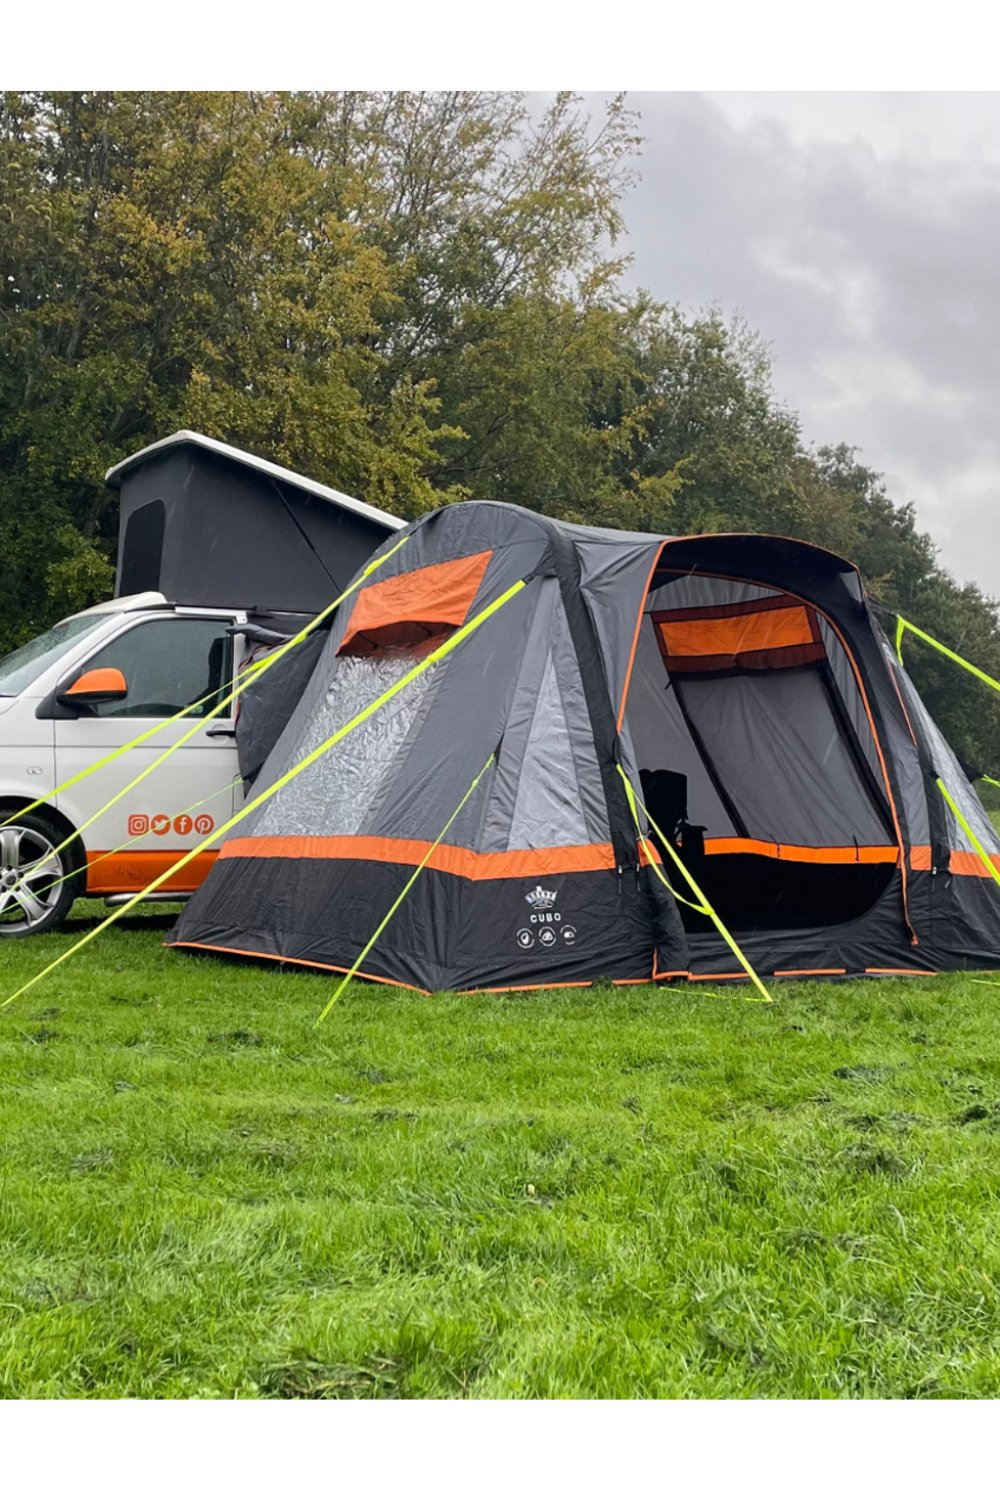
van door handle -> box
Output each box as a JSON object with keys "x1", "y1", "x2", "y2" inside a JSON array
[{"x1": 206, "y1": 727, "x2": 237, "y2": 739}]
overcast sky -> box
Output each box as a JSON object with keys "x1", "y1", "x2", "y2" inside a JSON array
[{"x1": 600, "y1": 92, "x2": 1000, "y2": 597}]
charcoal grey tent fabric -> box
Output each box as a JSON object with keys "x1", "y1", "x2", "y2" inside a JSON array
[
  {"x1": 107, "y1": 431, "x2": 401, "y2": 615},
  {"x1": 170, "y1": 502, "x2": 1000, "y2": 990},
  {"x1": 236, "y1": 630, "x2": 327, "y2": 786}
]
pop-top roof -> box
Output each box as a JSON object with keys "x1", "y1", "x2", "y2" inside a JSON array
[{"x1": 105, "y1": 430, "x2": 405, "y2": 533}]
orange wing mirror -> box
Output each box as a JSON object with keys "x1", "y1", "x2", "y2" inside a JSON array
[{"x1": 58, "y1": 667, "x2": 129, "y2": 707}]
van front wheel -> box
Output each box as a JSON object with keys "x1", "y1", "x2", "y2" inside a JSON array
[{"x1": 0, "y1": 814, "x2": 78, "y2": 937}]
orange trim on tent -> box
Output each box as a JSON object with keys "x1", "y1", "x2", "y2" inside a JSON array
[
  {"x1": 164, "y1": 939, "x2": 433, "y2": 994},
  {"x1": 703, "y1": 838, "x2": 899, "y2": 865},
  {"x1": 219, "y1": 834, "x2": 619, "y2": 880},
  {"x1": 864, "y1": 967, "x2": 937, "y2": 976},
  {"x1": 86, "y1": 849, "x2": 218, "y2": 894},
  {"x1": 885, "y1": 655, "x2": 919, "y2": 748},
  {"x1": 459, "y1": 979, "x2": 597, "y2": 995},
  {"x1": 339, "y1": 550, "x2": 493, "y2": 654},
  {"x1": 773, "y1": 967, "x2": 847, "y2": 977},
  {"x1": 948, "y1": 850, "x2": 1000, "y2": 878},
  {"x1": 910, "y1": 845, "x2": 1000, "y2": 878}
]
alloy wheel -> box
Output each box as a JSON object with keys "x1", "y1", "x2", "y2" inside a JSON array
[{"x1": 0, "y1": 824, "x2": 67, "y2": 934}]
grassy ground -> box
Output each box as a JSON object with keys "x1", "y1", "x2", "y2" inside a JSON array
[{"x1": 2, "y1": 902, "x2": 1000, "y2": 1398}]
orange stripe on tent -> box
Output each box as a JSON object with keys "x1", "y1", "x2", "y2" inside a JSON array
[
  {"x1": 458, "y1": 979, "x2": 597, "y2": 995},
  {"x1": 164, "y1": 939, "x2": 433, "y2": 994},
  {"x1": 948, "y1": 850, "x2": 1000, "y2": 877},
  {"x1": 909, "y1": 845, "x2": 1000, "y2": 877},
  {"x1": 219, "y1": 834, "x2": 619, "y2": 880},
  {"x1": 339, "y1": 550, "x2": 493, "y2": 654},
  {"x1": 865, "y1": 967, "x2": 937, "y2": 976},
  {"x1": 773, "y1": 967, "x2": 847, "y2": 977},
  {"x1": 703, "y1": 838, "x2": 899, "y2": 865},
  {"x1": 86, "y1": 849, "x2": 217, "y2": 894}
]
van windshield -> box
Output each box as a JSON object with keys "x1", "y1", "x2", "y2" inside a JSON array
[{"x1": 0, "y1": 615, "x2": 108, "y2": 696}]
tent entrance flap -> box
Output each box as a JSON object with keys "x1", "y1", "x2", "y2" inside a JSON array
[{"x1": 623, "y1": 572, "x2": 899, "y2": 936}]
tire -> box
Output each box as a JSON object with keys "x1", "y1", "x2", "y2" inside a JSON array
[{"x1": 0, "y1": 812, "x2": 80, "y2": 937}]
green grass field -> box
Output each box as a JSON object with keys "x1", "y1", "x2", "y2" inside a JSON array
[{"x1": 2, "y1": 901, "x2": 1000, "y2": 1399}]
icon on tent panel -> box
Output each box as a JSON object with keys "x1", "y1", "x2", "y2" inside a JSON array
[
  {"x1": 516, "y1": 929, "x2": 535, "y2": 949},
  {"x1": 525, "y1": 885, "x2": 558, "y2": 910}
]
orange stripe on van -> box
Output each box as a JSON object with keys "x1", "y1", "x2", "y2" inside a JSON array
[
  {"x1": 86, "y1": 849, "x2": 218, "y2": 894},
  {"x1": 218, "y1": 835, "x2": 619, "y2": 880}
]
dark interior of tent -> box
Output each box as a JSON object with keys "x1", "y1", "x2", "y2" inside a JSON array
[{"x1": 622, "y1": 559, "x2": 899, "y2": 935}]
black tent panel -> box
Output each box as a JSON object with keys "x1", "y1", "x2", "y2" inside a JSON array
[{"x1": 106, "y1": 431, "x2": 403, "y2": 616}]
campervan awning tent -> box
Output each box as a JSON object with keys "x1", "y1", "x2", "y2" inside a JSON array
[{"x1": 171, "y1": 501, "x2": 1000, "y2": 991}]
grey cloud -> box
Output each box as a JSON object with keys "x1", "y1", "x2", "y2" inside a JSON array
[{"x1": 607, "y1": 92, "x2": 1000, "y2": 595}]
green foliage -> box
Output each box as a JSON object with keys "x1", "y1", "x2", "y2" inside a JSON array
[
  {"x1": 2, "y1": 90, "x2": 999, "y2": 768},
  {"x1": 3, "y1": 910, "x2": 1000, "y2": 1397}
]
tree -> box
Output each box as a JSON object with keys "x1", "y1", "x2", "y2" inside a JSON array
[{"x1": 3, "y1": 90, "x2": 999, "y2": 777}]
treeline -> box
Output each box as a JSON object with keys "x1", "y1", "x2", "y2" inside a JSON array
[{"x1": 1, "y1": 91, "x2": 998, "y2": 770}]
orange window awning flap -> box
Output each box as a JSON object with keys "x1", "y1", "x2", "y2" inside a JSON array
[
  {"x1": 340, "y1": 550, "x2": 493, "y2": 655},
  {"x1": 652, "y1": 595, "x2": 824, "y2": 674}
]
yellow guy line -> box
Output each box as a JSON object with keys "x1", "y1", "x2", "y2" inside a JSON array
[
  {"x1": 2, "y1": 534, "x2": 410, "y2": 831},
  {"x1": 936, "y1": 778, "x2": 1000, "y2": 896},
  {"x1": 8, "y1": 538, "x2": 411, "y2": 896},
  {"x1": 2, "y1": 576, "x2": 528, "y2": 1010},
  {"x1": 616, "y1": 765, "x2": 775, "y2": 1004},
  {"x1": 896, "y1": 615, "x2": 1000, "y2": 789},
  {"x1": 895, "y1": 615, "x2": 1000, "y2": 696},
  {"x1": 315, "y1": 750, "x2": 497, "y2": 1024}
]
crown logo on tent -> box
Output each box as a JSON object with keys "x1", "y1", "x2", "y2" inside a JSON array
[{"x1": 525, "y1": 885, "x2": 558, "y2": 910}]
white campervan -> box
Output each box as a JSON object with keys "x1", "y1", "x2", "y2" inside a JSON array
[
  {"x1": 0, "y1": 432, "x2": 401, "y2": 937},
  {"x1": 0, "y1": 593, "x2": 246, "y2": 934}
]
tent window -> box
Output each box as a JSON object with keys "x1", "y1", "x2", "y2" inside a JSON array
[
  {"x1": 339, "y1": 550, "x2": 492, "y2": 655},
  {"x1": 119, "y1": 498, "x2": 166, "y2": 595},
  {"x1": 652, "y1": 595, "x2": 825, "y2": 675}
]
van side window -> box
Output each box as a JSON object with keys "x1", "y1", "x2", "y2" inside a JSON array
[{"x1": 82, "y1": 618, "x2": 232, "y2": 718}]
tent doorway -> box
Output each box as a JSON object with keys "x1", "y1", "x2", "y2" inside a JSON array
[{"x1": 623, "y1": 571, "x2": 899, "y2": 935}]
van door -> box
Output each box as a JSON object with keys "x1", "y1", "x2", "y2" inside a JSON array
[{"x1": 53, "y1": 612, "x2": 243, "y2": 896}]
